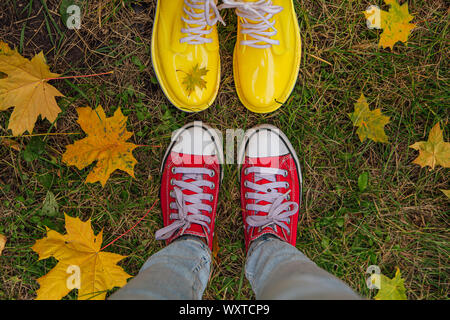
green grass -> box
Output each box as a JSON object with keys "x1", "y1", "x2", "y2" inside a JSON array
[{"x1": 0, "y1": 0, "x2": 448, "y2": 300}]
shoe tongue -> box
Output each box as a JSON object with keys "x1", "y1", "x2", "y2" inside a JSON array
[
  {"x1": 246, "y1": 157, "x2": 279, "y2": 206},
  {"x1": 170, "y1": 153, "x2": 209, "y2": 197}
]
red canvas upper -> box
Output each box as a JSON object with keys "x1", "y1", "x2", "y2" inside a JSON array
[
  {"x1": 240, "y1": 154, "x2": 301, "y2": 251},
  {"x1": 159, "y1": 152, "x2": 221, "y2": 250}
]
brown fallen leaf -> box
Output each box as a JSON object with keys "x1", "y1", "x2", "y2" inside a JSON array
[
  {"x1": 1, "y1": 138, "x2": 21, "y2": 151},
  {"x1": 0, "y1": 234, "x2": 6, "y2": 255},
  {"x1": 212, "y1": 233, "x2": 220, "y2": 262}
]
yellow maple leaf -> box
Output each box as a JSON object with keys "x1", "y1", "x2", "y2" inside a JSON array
[
  {"x1": 0, "y1": 41, "x2": 64, "y2": 136},
  {"x1": 409, "y1": 123, "x2": 450, "y2": 170},
  {"x1": 348, "y1": 94, "x2": 390, "y2": 143},
  {"x1": 0, "y1": 42, "x2": 16, "y2": 56},
  {"x1": 364, "y1": 0, "x2": 415, "y2": 50},
  {"x1": 180, "y1": 64, "x2": 208, "y2": 96},
  {"x1": 62, "y1": 105, "x2": 138, "y2": 187},
  {"x1": 0, "y1": 234, "x2": 6, "y2": 256},
  {"x1": 32, "y1": 214, "x2": 132, "y2": 300},
  {"x1": 374, "y1": 268, "x2": 407, "y2": 300}
]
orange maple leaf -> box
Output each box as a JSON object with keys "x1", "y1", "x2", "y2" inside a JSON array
[
  {"x1": 0, "y1": 234, "x2": 6, "y2": 256},
  {"x1": 62, "y1": 106, "x2": 138, "y2": 187}
]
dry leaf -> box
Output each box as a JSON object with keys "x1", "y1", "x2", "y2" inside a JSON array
[
  {"x1": 0, "y1": 41, "x2": 16, "y2": 55},
  {"x1": 0, "y1": 41, "x2": 64, "y2": 136},
  {"x1": 32, "y1": 214, "x2": 131, "y2": 300},
  {"x1": 1, "y1": 138, "x2": 21, "y2": 151},
  {"x1": 440, "y1": 190, "x2": 450, "y2": 199},
  {"x1": 379, "y1": 0, "x2": 416, "y2": 49},
  {"x1": 374, "y1": 268, "x2": 407, "y2": 300},
  {"x1": 212, "y1": 233, "x2": 220, "y2": 262},
  {"x1": 409, "y1": 123, "x2": 450, "y2": 170},
  {"x1": 364, "y1": 0, "x2": 415, "y2": 50},
  {"x1": 180, "y1": 64, "x2": 208, "y2": 96},
  {"x1": 348, "y1": 94, "x2": 390, "y2": 143},
  {"x1": 62, "y1": 106, "x2": 138, "y2": 187},
  {"x1": 0, "y1": 234, "x2": 6, "y2": 255}
]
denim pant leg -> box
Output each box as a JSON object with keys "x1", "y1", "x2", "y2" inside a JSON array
[
  {"x1": 110, "y1": 236, "x2": 211, "y2": 300},
  {"x1": 245, "y1": 236, "x2": 361, "y2": 300}
]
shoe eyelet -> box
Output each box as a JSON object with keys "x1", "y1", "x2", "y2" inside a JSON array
[
  {"x1": 244, "y1": 168, "x2": 249, "y2": 175},
  {"x1": 285, "y1": 182, "x2": 290, "y2": 188},
  {"x1": 286, "y1": 195, "x2": 291, "y2": 201},
  {"x1": 244, "y1": 181, "x2": 249, "y2": 187},
  {"x1": 209, "y1": 170, "x2": 215, "y2": 177},
  {"x1": 171, "y1": 167, "x2": 176, "y2": 174},
  {"x1": 170, "y1": 178, "x2": 175, "y2": 185},
  {"x1": 267, "y1": 188, "x2": 272, "y2": 193},
  {"x1": 209, "y1": 195, "x2": 214, "y2": 201},
  {"x1": 283, "y1": 170, "x2": 288, "y2": 177},
  {"x1": 245, "y1": 192, "x2": 248, "y2": 199},
  {"x1": 210, "y1": 182, "x2": 215, "y2": 189}
]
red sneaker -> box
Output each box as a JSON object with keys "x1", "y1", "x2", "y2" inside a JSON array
[
  {"x1": 155, "y1": 121, "x2": 223, "y2": 250},
  {"x1": 238, "y1": 124, "x2": 302, "y2": 251}
]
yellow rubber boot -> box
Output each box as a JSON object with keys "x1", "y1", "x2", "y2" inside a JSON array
[
  {"x1": 152, "y1": 0, "x2": 224, "y2": 112},
  {"x1": 220, "y1": 0, "x2": 301, "y2": 113}
]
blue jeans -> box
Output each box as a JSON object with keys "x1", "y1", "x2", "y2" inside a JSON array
[{"x1": 110, "y1": 236, "x2": 360, "y2": 300}]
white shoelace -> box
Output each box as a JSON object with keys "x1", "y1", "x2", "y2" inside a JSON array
[
  {"x1": 244, "y1": 166, "x2": 298, "y2": 233},
  {"x1": 155, "y1": 167, "x2": 215, "y2": 240},
  {"x1": 219, "y1": 0, "x2": 283, "y2": 48},
  {"x1": 180, "y1": 0, "x2": 225, "y2": 45}
]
